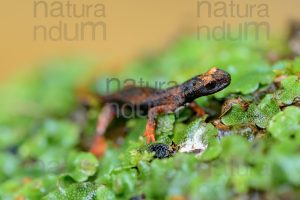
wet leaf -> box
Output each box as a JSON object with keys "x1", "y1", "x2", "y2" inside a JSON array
[
  {"x1": 43, "y1": 182, "x2": 97, "y2": 200},
  {"x1": 268, "y1": 106, "x2": 300, "y2": 142},
  {"x1": 179, "y1": 120, "x2": 216, "y2": 154},
  {"x1": 197, "y1": 139, "x2": 222, "y2": 161},
  {"x1": 172, "y1": 123, "x2": 188, "y2": 144},
  {"x1": 222, "y1": 95, "x2": 280, "y2": 129},
  {"x1": 95, "y1": 185, "x2": 115, "y2": 200},
  {"x1": 221, "y1": 97, "x2": 248, "y2": 117},
  {"x1": 66, "y1": 153, "x2": 99, "y2": 182},
  {"x1": 275, "y1": 76, "x2": 300, "y2": 105},
  {"x1": 249, "y1": 94, "x2": 280, "y2": 128},
  {"x1": 220, "y1": 135, "x2": 250, "y2": 163},
  {"x1": 111, "y1": 169, "x2": 138, "y2": 196},
  {"x1": 221, "y1": 104, "x2": 251, "y2": 126},
  {"x1": 156, "y1": 114, "x2": 175, "y2": 135}
]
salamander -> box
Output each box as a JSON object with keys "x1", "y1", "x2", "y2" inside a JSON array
[{"x1": 89, "y1": 67, "x2": 231, "y2": 155}]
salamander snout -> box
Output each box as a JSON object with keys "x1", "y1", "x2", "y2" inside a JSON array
[
  {"x1": 208, "y1": 67, "x2": 230, "y2": 86},
  {"x1": 197, "y1": 67, "x2": 231, "y2": 95},
  {"x1": 182, "y1": 67, "x2": 231, "y2": 100}
]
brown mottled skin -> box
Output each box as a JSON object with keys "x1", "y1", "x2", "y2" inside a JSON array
[{"x1": 90, "y1": 68, "x2": 231, "y2": 155}]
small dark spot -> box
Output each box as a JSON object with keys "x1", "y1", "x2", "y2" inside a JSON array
[
  {"x1": 149, "y1": 143, "x2": 171, "y2": 159},
  {"x1": 7, "y1": 145, "x2": 18, "y2": 154},
  {"x1": 290, "y1": 134, "x2": 295, "y2": 139},
  {"x1": 206, "y1": 81, "x2": 216, "y2": 90}
]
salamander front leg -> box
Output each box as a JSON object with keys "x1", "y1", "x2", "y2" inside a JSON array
[
  {"x1": 144, "y1": 104, "x2": 177, "y2": 144},
  {"x1": 188, "y1": 101, "x2": 206, "y2": 117},
  {"x1": 144, "y1": 118, "x2": 156, "y2": 144}
]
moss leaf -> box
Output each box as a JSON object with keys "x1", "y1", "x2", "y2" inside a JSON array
[
  {"x1": 43, "y1": 182, "x2": 97, "y2": 200},
  {"x1": 249, "y1": 94, "x2": 280, "y2": 128},
  {"x1": 66, "y1": 153, "x2": 99, "y2": 182},
  {"x1": 276, "y1": 76, "x2": 300, "y2": 105},
  {"x1": 268, "y1": 106, "x2": 300, "y2": 142},
  {"x1": 156, "y1": 114, "x2": 175, "y2": 135},
  {"x1": 221, "y1": 104, "x2": 250, "y2": 126}
]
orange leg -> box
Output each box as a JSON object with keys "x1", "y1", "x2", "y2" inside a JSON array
[
  {"x1": 90, "y1": 104, "x2": 115, "y2": 157},
  {"x1": 95, "y1": 104, "x2": 115, "y2": 136},
  {"x1": 188, "y1": 101, "x2": 206, "y2": 117},
  {"x1": 144, "y1": 120, "x2": 156, "y2": 144},
  {"x1": 144, "y1": 104, "x2": 177, "y2": 144},
  {"x1": 90, "y1": 136, "x2": 107, "y2": 158}
]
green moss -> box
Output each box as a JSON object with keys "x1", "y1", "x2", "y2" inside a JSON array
[{"x1": 275, "y1": 76, "x2": 300, "y2": 105}]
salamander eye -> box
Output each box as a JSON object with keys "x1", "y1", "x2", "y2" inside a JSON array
[
  {"x1": 192, "y1": 81, "x2": 197, "y2": 86},
  {"x1": 206, "y1": 81, "x2": 216, "y2": 89}
]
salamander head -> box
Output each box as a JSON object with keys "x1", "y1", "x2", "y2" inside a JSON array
[{"x1": 182, "y1": 67, "x2": 231, "y2": 100}]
